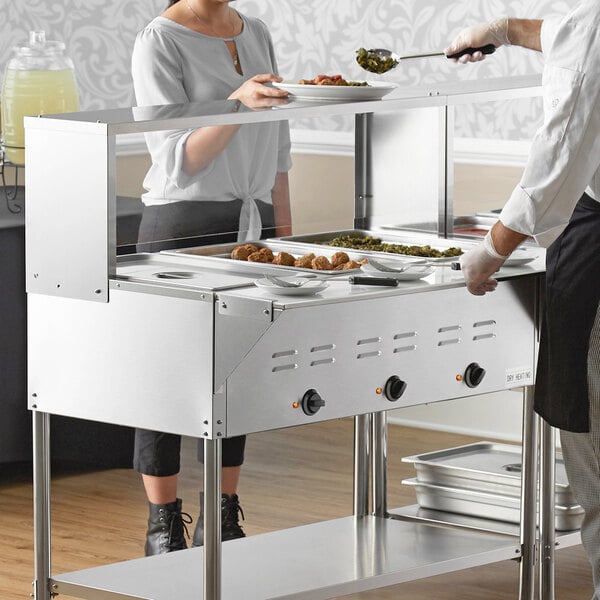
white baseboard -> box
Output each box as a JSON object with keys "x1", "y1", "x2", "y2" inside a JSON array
[
  {"x1": 116, "y1": 130, "x2": 531, "y2": 167},
  {"x1": 386, "y1": 414, "x2": 522, "y2": 443}
]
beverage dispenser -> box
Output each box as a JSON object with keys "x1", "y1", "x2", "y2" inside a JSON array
[{"x1": 1, "y1": 30, "x2": 79, "y2": 166}]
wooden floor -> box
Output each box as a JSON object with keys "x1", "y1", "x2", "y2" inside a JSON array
[{"x1": 0, "y1": 419, "x2": 593, "y2": 600}]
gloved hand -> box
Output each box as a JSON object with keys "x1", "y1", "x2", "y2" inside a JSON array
[
  {"x1": 459, "y1": 231, "x2": 508, "y2": 296},
  {"x1": 445, "y1": 18, "x2": 511, "y2": 63}
]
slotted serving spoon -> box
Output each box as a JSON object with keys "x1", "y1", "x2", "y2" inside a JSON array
[
  {"x1": 366, "y1": 258, "x2": 461, "y2": 272},
  {"x1": 356, "y1": 44, "x2": 496, "y2": 74}
]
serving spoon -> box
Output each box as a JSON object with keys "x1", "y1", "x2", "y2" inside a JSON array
[
  {"x1": 366, "y1": 257, "x2": 461, "y2": 272},
  {"x1": 356, "y1": 44, "x2": 496, "y2": 74}
]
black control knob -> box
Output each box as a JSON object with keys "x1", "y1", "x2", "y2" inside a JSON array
[
  {"x1": 464, "y1": 362, "x2": 486, "y2": 388},
  {"x1": 301, "y1": 389, "x2": 325, "y2": 415},
  {"x1": 384, "y1": 376, "x2": 407, "y2": 401}
]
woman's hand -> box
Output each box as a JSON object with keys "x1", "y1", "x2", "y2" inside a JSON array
[
  {"x1": 445, "y1": 18, "x2": 511, "y2": 63},
  {"x1": 229, "y1": 74, "x2": 289, "y2": 109}
]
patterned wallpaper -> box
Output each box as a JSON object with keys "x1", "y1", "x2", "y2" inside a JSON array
[{"x1": 0, "y1": 0, "x2": 576, "y2": 141}]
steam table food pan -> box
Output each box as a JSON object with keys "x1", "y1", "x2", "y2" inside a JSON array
[
  {"x1": 403, "y1": 441, "x2": 576, "y2": 504},
  {"x1": 402, "y1": 441, "x2": 583, "y2": 531},
  {"x1": 402, "y1": 478, "x2": 583, "y2": 531},
  {"x1": 273, "y1": 229, "x2": 470, "y2": 262},
  {"x1": 162, "y1": 240, "x2": 365, "y2": 276}
]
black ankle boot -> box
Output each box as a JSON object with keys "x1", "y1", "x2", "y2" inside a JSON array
[
  {"x1": 192, "y1": 492, "x2": 246, "y2": 547},
  {"x1": 145, "y1": 498, "x2": 192, "y2": 556}
]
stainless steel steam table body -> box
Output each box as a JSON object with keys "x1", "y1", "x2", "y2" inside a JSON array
[
  {"x1": 25, "y1": 74, "x2": 572, "y2": 599},
  {"x1": 28, "y1": 249, "x2": 574, "y2": 600}
]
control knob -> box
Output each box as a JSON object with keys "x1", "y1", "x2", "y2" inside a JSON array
[
  {"x1": 464, "y1": 362, "x2": 486, "y2": 388},
  {"x1": 384, "y1": 375, "x2": 407, "y2": 401},
  {"x1": 301, "y1": 389, "x2": 325, "y2": 415}
]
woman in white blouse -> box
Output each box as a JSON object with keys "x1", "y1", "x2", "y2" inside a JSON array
[
  {"x1": 131, "y1": 0, "x2": 291, "y2": 556},
  {"x1": 447, "y1": 5, "x2": 600, "y2": 597}
]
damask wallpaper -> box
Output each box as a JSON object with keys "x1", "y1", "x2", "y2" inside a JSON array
[{"x1": 0, "y1": 0, "x2": 576, "y2": 142}]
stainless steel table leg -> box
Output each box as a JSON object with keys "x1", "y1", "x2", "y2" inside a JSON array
[
  {"x1": 203, "y1": 438, "x2": 222, "y2": 600},
  {"x1": 539, "y1": 421, "x2": 556, "y2": 600},
  {"x1": 519, "y1": 386, "x2": 540, "y2": 600},
  {"x1": 353, "y1": 414, "x2": 371, "y2": 517},
  {"x1": 372, "y1": 411, "x2": 387, "y2": 518},
  {"x1": 32, "y1": 410, "x2": 51, "y2": 600}
]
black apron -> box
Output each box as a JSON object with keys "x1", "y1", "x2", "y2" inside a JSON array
[{"x1": 534, "y1": 193, "x2": 600, "y2": 432}]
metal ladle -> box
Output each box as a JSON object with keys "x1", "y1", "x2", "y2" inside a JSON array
[{"x1": 356, "y1": 44, "x2": 496, "y2": 74}]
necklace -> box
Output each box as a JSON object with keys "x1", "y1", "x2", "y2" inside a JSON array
[
  {"x1": 185, "y1": 1, "x2": 236, "y2": 38},
  {"x1": 185, "y1": 0, "x2": 239, "y2": 66}
]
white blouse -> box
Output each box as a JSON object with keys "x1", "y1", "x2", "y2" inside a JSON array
[
  {"x1": 500, "y1": 1, "x2": 600, "y2": 247},
  {"x1": 131, "y1": 13, "x2": 292, "y2": 240}
]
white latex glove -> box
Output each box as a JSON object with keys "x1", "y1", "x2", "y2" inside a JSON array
[
  {"x1": 459, "y1": 231, "x2": 509, "y2": 296},
  {"x1": 445, "y1": 18, "x2": 511, "y2": 63}
]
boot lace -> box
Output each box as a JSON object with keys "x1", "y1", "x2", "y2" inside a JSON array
[
  {"x1": 222, "y1": 494, "x2": 245, "y2": 536},
  {"x1": 164, "y1": 507, "x2": 193, "y2": 550}
]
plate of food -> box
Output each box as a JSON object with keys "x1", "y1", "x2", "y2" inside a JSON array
[{"x1": 273, "y1": 74, "x2": 397, "y2": 101}]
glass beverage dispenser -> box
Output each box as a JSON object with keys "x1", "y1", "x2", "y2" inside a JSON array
[{"x1": 1, "y1": 30, "x2": 79, "y2": 166}]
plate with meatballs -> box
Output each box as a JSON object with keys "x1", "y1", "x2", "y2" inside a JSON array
[{"x1": 230, "y1": 244, "x2": 364, "y2": 274}]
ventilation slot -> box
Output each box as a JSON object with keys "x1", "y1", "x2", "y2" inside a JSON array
[
  {"x1": 272, "y1": 349, "x2": 298, "y2": 358},
  {"x1": 357, "y1": 336, "x2": 382, "y2": 346},
  {"x1": 393, "y1": 331, "x2": 417, "y2": 353},
  {"x1": 438, "y1": 325, "x2": 461, "y2": 333},
  {"x1": 438, "y1": 339, "x2": 460, "y2": 347},
  {"x1": 272, "y1": 349, "x2": 298, "y2": 372},
  {"x1": 311, "y1": 344, "x2": 335, "y2": 353},
  {"x1": 472, "y1": 320, "x2": 496, "y2": 342},
  {"x1": 394, "y1": 331, "x2": 416, "y2": 340},
  {"x1": 394, "y1": 345, "x2": 417, "y2": 353},
  {"x1": 310, "y1": 358, "x2": 335, "y2": 367},
  {"x1": 473, "y1": 333, "x2": 495, "y2": 341},
  {"x1": 473, "y1": 320, "x2": 496, "y2": 328},
  {"x1": 437, "y1": 324, "x2": 461, "y2": 346},
  {"x1": 357, "y1": 350, "x2": 382, "y2": 360},
  {"x1": 272, "y1": 364, "x2": 297, "y2": 373}
]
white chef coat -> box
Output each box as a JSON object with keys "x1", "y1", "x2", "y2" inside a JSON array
[
  {"x1": 500, "y1": 1, "x2": 600, "y2": 248},
  {"x1": 131, "y1": 13, "x2": 292, "y2": 241}
]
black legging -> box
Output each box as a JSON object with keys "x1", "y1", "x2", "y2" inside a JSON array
[{"x1": 133, "y1": 199, "x2": 274, "y2": 475}]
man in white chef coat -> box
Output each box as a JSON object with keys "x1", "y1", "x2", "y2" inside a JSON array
[{"x1": 446, "y1": 4, "x2": 600, "y2": 598}]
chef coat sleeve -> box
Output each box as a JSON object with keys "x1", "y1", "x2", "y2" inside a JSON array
[
  {"x1": 500, "y1": 5, "x2": 600, "y2": 247},
  {"x1": 131, "y1": 28, "x2": 196, "y2": 189},
  {"x1": 540, "y1": 15, "x2": 563, "y2": 54}
]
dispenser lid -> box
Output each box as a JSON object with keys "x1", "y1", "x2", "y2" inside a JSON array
[{"x1": 13, "y1": 31, "x2": 66, "y2": 56}]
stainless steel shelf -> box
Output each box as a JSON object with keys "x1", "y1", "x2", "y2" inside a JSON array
[{"x1": 52, "y1": 514, "x2": 520, "y2": 600}]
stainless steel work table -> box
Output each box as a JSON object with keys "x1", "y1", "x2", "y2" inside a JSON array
[{"x1": 25, "y1": 74, "x2": 576, "y2": 600}]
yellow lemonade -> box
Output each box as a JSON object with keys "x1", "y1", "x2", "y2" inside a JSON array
[{"x1": 1, "y1": 68, "x2": 79, "y2": 165}]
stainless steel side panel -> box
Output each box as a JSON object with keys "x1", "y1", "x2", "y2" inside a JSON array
[
  {"x1": 223, "y1": 279, "x2": 537, "y2": 436},
  {"x1": 28, "y1": 287, "x2": 216, "y2": 437},
  {"x1": 25, "y1": 127, "x2": 115, "y2": 302}
]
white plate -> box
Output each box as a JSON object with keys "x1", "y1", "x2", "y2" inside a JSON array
[
  {"x1": 254, "y1": 277, "x2": 329, "y2": 296},
  {"x1": 272, "y1": 81, "x2": 397, "y2": 101},
  {"x1": 361, "y1": 260, "x2": 434, "y2": 280},
  {"x1": 503, "y1": 248, "x2": 539, "y2": 267}
]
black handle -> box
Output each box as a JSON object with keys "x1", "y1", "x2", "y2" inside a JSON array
[
  {"x1": 446, "y1": 43, "x2": 496, "y2": 60},
  {"x1": 349, "y1": 276, "x2": 399, "y2": 287}
]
